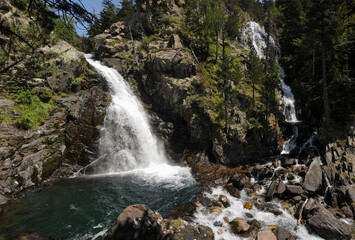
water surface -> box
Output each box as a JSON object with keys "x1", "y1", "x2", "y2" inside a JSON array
[{"x1": 0, "y1": 168, "x2": 198, "y2": 239}]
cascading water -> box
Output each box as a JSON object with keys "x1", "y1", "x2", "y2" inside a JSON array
[
  {"x1": 238, "y1": 21, "x2": 276, "y2": 59},
  {"x1": 280, "y1": 67, "x2": 299, "y2": 123},
  {"x1": 239, "y1": 21, "x2": 299, "y2": 155},
  {"x1": 85, "y1": 54, "x2": 195, "y2": 187},
  {"x1": 86, "y1": 54, "x2": 167, "y2": 173}
]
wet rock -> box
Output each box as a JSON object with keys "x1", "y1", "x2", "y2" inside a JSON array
[
  {"x1": 106, "y1": 204, "x2": 214, "y2": 240},
  {"x1": 304, "y1": 158, "x2": 323, "y2": 194},
  {"x1": 265, "y1": 203, "x2": 283, "y2": 216},
  {"x1": 165, "y1": 203, "x2": 197, "y2": 219},
  {"x1": 244, "y1": 202, "x2": 253, "y2": 210},
  {"x1": 214, "y1": 221, "x2": 223, "y2": 227},
  {"x1": 212, "y1": 199, "x2": 223, "y2": 207},
  {"x1": 210, "y1": 207, "x2": 223, "y2": 214},
  {"x1": 105, "y1": 204, "x2": 167, "y2": 240},
  {"x1": 248, "y1": 219, "x2": 261, "y2": 231},
  {"x1": 274, "y1": 226, "x2": 297, "y2": 240},
  {"x1": 258, "y1": 167, "x2": 273, "y2": 181},
  {"x1": 265, "y1": 179, "x2": 278, "y2": 202},
  {"x1": 285, "y1": 185, "x2": 304, "y2": 197},
  {"x1": 171, "y1": 223, "x2": 214, "y2": 240},
  {"x1": 306, "y1": 204, "x2": 352, "y2": 240},
  {"x1": 229, "y1": 218, "x2": 250, "y2": 233},
  {"x1": 244, "y1": 212, "x2": 253, "y2": 218},
  {"x1": 199, "y1": 196, "x2": 213, "y2": 207},
  {"x1": 218, "y1": 195, "x2": 230, "y2": 208},
  {"x1": 225, "y1": 183, "x2": 241, "y2": 198},
  {"x1": 257, "y1": 230, "x2": 277, "y2": 240},
  {"x1": 229, "y1": 173, "x2": 249, "y2": 190},
  {"x1": 281, "y1": 157, "x2": 295, "y2": 168},
  {"x1": 276, "y1": 181, "x2": 286, "y2": 197}
]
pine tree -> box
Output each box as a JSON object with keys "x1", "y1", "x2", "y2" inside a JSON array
[
  {"x1": 261, "y1": 54, "x2": 280, "y2": 116},
  {"x1": 247, "y1": 43, "x2": 264, "y2": 108}
]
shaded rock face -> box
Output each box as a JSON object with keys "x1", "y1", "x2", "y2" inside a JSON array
[
  {"x1": 0, "y1": 87, "x2": 110, "y2": 197},
  {"x1": 63, "y1": 88, "x2": 110, "y2": 165},
  {"x1": 105, "y1": 204, "x2": 214, "y2": 240}
]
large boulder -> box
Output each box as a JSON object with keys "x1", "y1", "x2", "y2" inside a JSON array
[
  {"x1": 305, "y1": 201, "x2": 352, "y2": 240},
  {"x1": 105, "y1": 204, "x2": 214, "y2": 240},
  {"x1": 304, "y1": 157, "x2": 323, "y2": 194},
  {"x1": 105, "y1": 204, "x2": 167, "y2": 240}
]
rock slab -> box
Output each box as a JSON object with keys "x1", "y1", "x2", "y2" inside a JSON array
[{"x1": 304, "y1": 158, "x2": 323, "y2": 193}]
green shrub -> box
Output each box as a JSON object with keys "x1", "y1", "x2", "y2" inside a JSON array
[
  {"x1": 17, "y1": 111, "x2": 38, "y2": 129},
  {"x1": 16, "y1": 87, "x2": 38, "y2": 105},
  {"x1": 38, "y1": 88, "x2": 52, "y2": 103}
]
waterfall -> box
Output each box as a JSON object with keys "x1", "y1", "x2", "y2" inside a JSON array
[
  {"x1": 280, "y1": 67, "x2": 299, "y2": 123},
  {"x1": 85, "y1": 54, "x2": 166, "y2": 173},
  {"x1": 239, "y1": 21, "x2": 299, "y2": 155},
  {"x1": 281, "y1": 126, "x2": 298, "y2": 155},
  {"x1": 84, "y1": 54, "x2": 194, "y2": 187},
  {"x1": 238, "y1": 21, "x2": 276, "y2": 59}
]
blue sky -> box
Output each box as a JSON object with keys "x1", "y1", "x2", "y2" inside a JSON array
[{"x1": 75, "y1": 0, "x2": 104, "y2": 36}]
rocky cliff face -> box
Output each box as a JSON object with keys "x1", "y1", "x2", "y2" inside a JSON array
[
  {"x1": 0, "y1": 0, "x2": 110, "y2": 209},
  {"x1": 93, "y1": 0, "x2": 282, "y2": 168}
]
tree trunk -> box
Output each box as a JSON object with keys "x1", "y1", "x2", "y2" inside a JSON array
[{"x1": 322, "y1": 43, "x2": 330, "y2": 129}]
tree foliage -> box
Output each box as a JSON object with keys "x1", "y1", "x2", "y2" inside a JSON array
[{"x1": 276, "y1": 0, "x2": 355, "y2": 128}]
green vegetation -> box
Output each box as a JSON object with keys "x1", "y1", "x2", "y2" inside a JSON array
[
  {"x1": 3, "y1": 87, "x2": 56, "y2": 130},
  {"x1": 277, "y1": 0, "x2": 355, "y2": 131}
]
